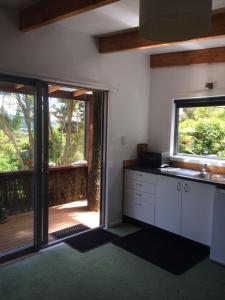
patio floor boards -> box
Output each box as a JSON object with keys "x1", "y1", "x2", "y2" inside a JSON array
[{"x1": 0, "y1": 200, "x2": 99, "y2": 255}]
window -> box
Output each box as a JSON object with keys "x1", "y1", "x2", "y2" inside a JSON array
[
  {"x1": 174, "y1": 97, "x2": 225, "y2": 160},
  {"x1": 48, "y1": 97, "x2": 86, "y2": 167}
]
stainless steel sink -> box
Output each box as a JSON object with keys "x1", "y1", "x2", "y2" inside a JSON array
[
  {"x1": 160, "y1": 167, "x2": 225, "y2": 183},
  {"x1": 194, "y1": 172, "x2": 225, "y2": 182},
  {"x1": 160, "y1": 167, "x2": 200, "y2": 176}
]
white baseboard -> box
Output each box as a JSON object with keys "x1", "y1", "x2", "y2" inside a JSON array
[{"x1": 209, "y1": 255, "x2": 225, "y2": 266}]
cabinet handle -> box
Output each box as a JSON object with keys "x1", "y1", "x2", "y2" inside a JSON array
[
  {"x1": 177, "y1": 182, "x2": 182, "y2": 191},
  {"x1": 136, "y1": 193, "x2": 142, "y2": 197},
  {"x1": 136, "y1": 183, "x2": 143, "y2": 187},
  {"x1": 184, "y1": 183, "x2": 188, "y2": 193},
  {"x1": 135, "y1": 202, "x2": 142, "y2": 206},
  {"x1": 136, "y1": 173, "x2": 143, "y2": 177}
]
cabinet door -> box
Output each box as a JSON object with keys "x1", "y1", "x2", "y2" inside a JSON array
[
  {"x1": 124, "y1": 188, "x2": 155, "y2": 225},
  {"x1": 210, "y1": 190, "x2": 225, "y2": 263},
  {"x1": 125, "y1": 169, "x2": 157, "y2": 184},
  {"x1": 124, "y1": 178, "x2": 156, "y2": 194},
  {"x1": 181, "y1": 180, "x2": 214, "y2": 246},
  {"x1": 155, "y1": 175, "x2": 182, "y2": 234}
]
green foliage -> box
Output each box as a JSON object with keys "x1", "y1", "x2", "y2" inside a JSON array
[
  {"x1": 178, "y1": 106, "x2": 225, "y2": 159},
  {"x1": 0, "y1": 132, "x2": 20, "y2": 171},
  {"x1": 0, "y1": 93, "x2": 85, "y2": 172},
  {"x1": 49, "y1": 98, "x2": 85, "y2": 166}
]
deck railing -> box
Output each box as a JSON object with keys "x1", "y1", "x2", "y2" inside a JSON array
[{"x1": 0, "y1": 164, "x2": 88, "y2": 215}]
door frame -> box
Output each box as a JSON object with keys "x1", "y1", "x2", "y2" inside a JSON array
[
  {"x1": 0, "y1": 74, "x2": 109, "y2": 262},
  {"x1": 0, "y1": 74, "x2": 43, "y2": 263},
  {"x1": 41, "y1": 84, "x2": 109, "y2": 247}
]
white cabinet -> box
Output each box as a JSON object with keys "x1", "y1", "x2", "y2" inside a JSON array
[
  {"x1": 155, "y1": 175, "x2": 214, "y2": 245},
  {"x1": 210, "y1": 189, "x2": 225, "y2": 264},
  {"x1": 124, "y1": 170, "x2": 156, "y2": 225},
  {"x1": 181, "y1": 180, "x2": 214, "y2": 246},
  {"x1": 124, "y1": 189, "x2": 155, "y2": 224},
  {"x1": 155, "y1": 175, "x2": 182, "y2": 234},
  {"x1": 124, "y1": 170, "x2": 215, "y2": 246},
  {"x1": 125, "y1": 169, "x2": 156, "y2": 184}
]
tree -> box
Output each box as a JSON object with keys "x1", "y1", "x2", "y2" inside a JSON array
[
  {"x1": 0, "y1": 91, "x2": 86, "y2": 172},
  {"x1": 178, "y1": 106, "x2": 225, "y2": 158},
  {"x1": 0, "y1": 95, "x2": 25, "y2": 169},
  {"x1": 15, "y1": 94, "x2": 34, "y2": 162},
  {"x1": 49, "y1": 98, "x2": 85, "y2": 166},
  {"x1": 87, "y1": 93, "x2": 103, "y2": 211}
]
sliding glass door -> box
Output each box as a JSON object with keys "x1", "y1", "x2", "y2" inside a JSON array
[
  {"x1": 0, "y1": 76, "x2": 37, "y2": 256},
  {"x1": 0, "y1": 75, "x2": 108, "y2": 261},
  {"x1": 46, "y1": 84, "x2": 107, "y2": 243}
]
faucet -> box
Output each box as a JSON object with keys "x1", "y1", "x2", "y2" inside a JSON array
[{"x1": 200, "y1": 163, "x2": 207, "y2": 175}]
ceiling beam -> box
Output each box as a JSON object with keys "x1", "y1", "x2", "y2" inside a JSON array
[
  {"x1": 0, "y1": 83, "x2": 88, "y2": 101},
  {"x1": 15, "y1": 84, "x2": 24, "y2": 90},
  {"x1": 19, "y1": 0, "x2": 120, "y2": 32},
  {"x1": 150, "y1": 46, "x2": 225, "y2": 68},
  {"x1": 48, "y1": 85, "x2": 60, "y2": 93},
  {"x1": 99, "y1": 12, "x2": 225, "y2": 53},
  {"x1": 73, "y1": 89, "x2": 91, "y2": 97}
]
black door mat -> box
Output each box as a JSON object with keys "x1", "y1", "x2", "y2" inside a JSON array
[
  {"x1": 50, "y1": 224, "x2": 90, "y2": 240},
  {"x1": 112, "y1": 227, "x2": 210, "y2": 275},
  {"x1": 65, "y1": 228, "x2": 119, "y2": 252}
]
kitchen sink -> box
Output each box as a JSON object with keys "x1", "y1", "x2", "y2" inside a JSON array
[
  {"x1": 194, "y1": 172, "x2": 225, "y2": 182},
  {"x1": 160, "y1": 167, "x2": 200, "y2": 176},
  {"x1": 160, "y1": 167, "x2": 225, "y2": 183}
]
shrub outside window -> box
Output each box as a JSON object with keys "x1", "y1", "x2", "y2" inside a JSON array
[{"x1": 174, "y1": 97, "x2": 225, "y2": 160}]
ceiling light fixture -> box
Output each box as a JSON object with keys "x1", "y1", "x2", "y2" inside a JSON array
[{"x1": 139, "y1": 0, "x2": 212, "y2": 42}]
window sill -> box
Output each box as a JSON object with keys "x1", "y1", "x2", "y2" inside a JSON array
[{"x1": 170, "y1": 155, "x2": 225, "y2": 168}]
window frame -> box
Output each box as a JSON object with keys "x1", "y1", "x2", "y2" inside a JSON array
[{"x1": 173, "y1": 96, "x2": 225, "y2": 160}]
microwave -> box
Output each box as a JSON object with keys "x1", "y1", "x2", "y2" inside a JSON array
[{"x1": 140, "y1": 151, "x2": 170, "y2": 168}]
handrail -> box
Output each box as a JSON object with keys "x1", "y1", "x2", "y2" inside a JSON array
[
  {"x1": 0, "y1": 164, "x2": 88, "y2": 215},
  {"x1": 0, "y1": 163, "x2": 88, "y2": 177}
]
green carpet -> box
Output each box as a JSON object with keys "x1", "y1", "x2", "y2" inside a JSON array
[{"x1": 1, "y1": 223, "x2": 225, "y2": 300}]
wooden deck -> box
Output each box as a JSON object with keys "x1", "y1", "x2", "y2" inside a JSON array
[{"x1": 0, "y1": 201, "x2": 99, "y2": 255}]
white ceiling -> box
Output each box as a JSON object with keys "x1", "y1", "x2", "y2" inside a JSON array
[
  {"x1": 1, "y1": 0, "x2": 225, "y2": 54},
  {"x1": 58, "y1": 0, "x2": 225, "y2": 36},
  {"x1": 2, "y1": 0, "x2": 225, "y2": 35},
  {"x1": 57, "y1": 0, "x2": 225, "y2": 54},
  {"x1": 59, "y1": 0, "x2": 139, "y2": 36}
]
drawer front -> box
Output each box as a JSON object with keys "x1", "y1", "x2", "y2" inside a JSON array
[
  {"x1": 124, "y1": 198, "x2": 155, "y2": 225},
  {"x1": 125, "y1": 169, "x2": 156, "y2": 184},
  {"x1": 124, "y1": 188, "x2": 155, "y2": 205},
  {"x1": 125, "y1": 178, "x2": 156, "y2": 194}
]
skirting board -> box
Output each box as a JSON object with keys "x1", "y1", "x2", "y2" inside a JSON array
[{"x1": 210, "y1": 256, "x2": 225, "y2": 267}]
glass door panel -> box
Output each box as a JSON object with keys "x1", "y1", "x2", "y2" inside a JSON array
[
  {"x1": 47, "y1": 85, "x2": 104, "y2": 243},
  {"x1": 0, "y1": 80, "x2": 35, "y2": 255}
]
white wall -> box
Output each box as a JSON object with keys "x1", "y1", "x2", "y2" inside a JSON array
[
  {"x1": 0, "y1": 8, "x2": 151, "y2": 225},
  {"x1": 150, "y1": 62, "x2": 225, "y2": 153}
]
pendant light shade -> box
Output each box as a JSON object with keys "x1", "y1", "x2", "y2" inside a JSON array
[{"x1": 139, "y1": 0, "x2": 212, "y2": 42}]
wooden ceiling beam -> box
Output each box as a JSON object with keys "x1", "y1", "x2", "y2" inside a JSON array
[
  {"x1": 48, "y1": 85, "x2": 60, "y2": 93},
  {"x1": 150, "y1": 46, "x2": 225, "y2": 68},
  {"x1": 0, "y1": 83, "x2": 33, "y2": 96},
  {"x1": 19, "y1": 0, "x2": 120, "y2": 32},
  {"x1": 98, "y1": 12, "x2": 225, "y2": 53},
  {"x1": 15, "y1": 84, "x2": 24, "y2": 90},
  {"x1": 73, "y1": 89, "x2": 90, "y2": 97},
  {"x1": 0, "y1": 83, "x2": 89, "y2": 101}
]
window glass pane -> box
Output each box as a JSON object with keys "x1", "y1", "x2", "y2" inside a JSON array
[
  {"x1": 49, "y1": 98, "x2": 85, "y2": 167},
  {"x1": 177, "y1": 106, "x2": 225, "y2": 159},
  {"x1": 0, "y1": 87, "x2": 34, "y2": 172},
  {"x1": 0, "y1": 81, "x2": 34, "y2": 254}
]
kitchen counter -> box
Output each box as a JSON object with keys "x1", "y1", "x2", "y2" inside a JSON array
[{"x1": 124, "y1": 165, "x2": 225, "y2": 189}]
